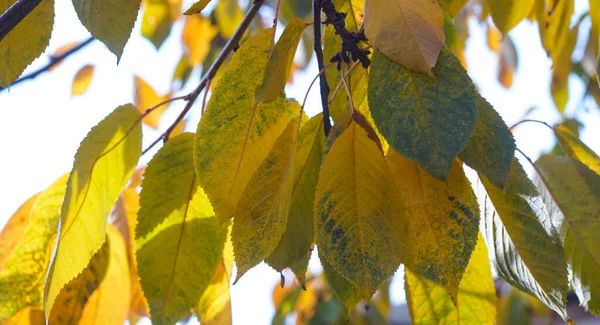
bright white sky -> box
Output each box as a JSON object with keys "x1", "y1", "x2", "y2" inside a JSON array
[{"x1": 0, "y1": 0, "x2": 599, "y2": 324}]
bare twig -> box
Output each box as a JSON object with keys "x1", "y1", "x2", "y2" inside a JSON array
[
  {"x1": 313, "y1": 0, "x2": 332, "y2": 136},
  {"x1": 328, "y1": 60, "x2": 360, "y2": 105},
  {"x1": 0, "y1": 37, "x2": 95, "y2": 92},
  {"x1": 302, "y1": 62, "x2": 334, "y2": 109},
  {"x1": 0, "y1": 0, "x2": 42, "y2": 42},
  {"x1": 509, "y1": 119, "x2": 554, "y2": 131},
  {"x1": 340, "y1": 65, "x2": 354, "y2": 116}
]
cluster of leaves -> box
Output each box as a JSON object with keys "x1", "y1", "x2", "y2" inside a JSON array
[{"x1": 0, "y1": 0, "x2": 600, "y2": 324}]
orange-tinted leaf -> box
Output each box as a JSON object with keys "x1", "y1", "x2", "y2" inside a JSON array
[
  {"x1": 71, "y1": 65, "x2": 95, "y2": 96},
  {"x1": 134, "y1": 76, "x2": 172, "y2": 128}
]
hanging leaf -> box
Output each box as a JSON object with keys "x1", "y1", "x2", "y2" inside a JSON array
[
  {"x1": 535, "y1": 155, "x2": 600, "y2": 314},
  {"x1": 487, "y1": 0, "x2": 534, "y2": 34},
  {"x1": 134, "y1": 76, "x2": 172, "y2": 129},
  {"x1": 551, "y1": 23, "x2": 578, "y2": 112},
  {"x1": 320, "y1": 254, "x2": 362, "y2": 312},
  {"x1": 0, "y1": 175, "x2": 67, "y2": 321},
  {"x1": 214, "y1": 0, "x2": 244, "y2": 39},
  {"x1": 497, "y1": 36, "x2": 518, "y2": 89},
  {"x1": 71, "y1": 65, "x2": 95, "y2": 96},
  {"x1": 0, "y1": 195, "x2": 38, "y2": 270},
  {"x1": 182, "y1": 15, "x2": 218, "y2": 66},
  {"x1": 405, "y1": 234, "x2": 496, "y2": 324},
  {"x1": 436, "y1": 0, "x2": 468, "y2": 18},
  {"x1": 315, "y1": 121, "x2": 402, "y2": 300},
  {"x1": 72, "y1": 0, "x2": 140, "y2": 59},
  {"x1": 44, "y1": 104, "x2": 142, "y2": 316},
  {"x1": 479, "y1": 158, "x2": 569, "y2": 319},
  {"x1": 363, "y1": 0, "x2": 445, "y2": 73},
  {"x1": 369, "y1": 48, "x2": 478, "y2": 180},
  {"x1": 137, "y1": 133, "x2": 227, "y2": 325},
  {"x1": 387, "y1": 149, "x2": 479, "y2": 302},
  {"x1": 554, "y1": 124, "x2": 600, "y2": 175},
  {"x1": 232, "y1": 117, "x2": 299, "y2": 280},
  {"x1": 184, "y1": 0, "x2": 212, "y2": 15},
  {"x1": 195, "y1": 28, "x2": 297, "y2": 223},
  {"x1": 256, "y1": 17, "x2": 307, "y2": 103},
  {"x1": 458, "y1": 94, "x2": 515, "y2": 189},
  {"x1": 486, "y1": 23, "x2": 502, "y2": 53},
  {"x1": 536, "y1": 0, "x2": 574, "y2": 63},
  {"x1": 48, "y1": 41, "x2": 82, "y2": 72},
  {"x1": 172, "y1": 55, "x2": 194, "y2": 89},
  {"x1": 141, "y1": 0, "x2": 176, "y2": 49},
  {"x1": 0, "y1": 0, "x2": 53, "y2": 87},
  {"x1": 266, "y1": 114, "x2": 324, "y2": 274}
]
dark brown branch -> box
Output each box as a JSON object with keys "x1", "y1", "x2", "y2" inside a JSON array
[
  {"x1": 313, "y1": 0, "x2": 332, "y2": 136},
  {"x1": 0, "y1": 0, "x2": 43, "y2": 42},
  {"x1": 0, "y1": 37, "x2": 95, "y2": 92}
]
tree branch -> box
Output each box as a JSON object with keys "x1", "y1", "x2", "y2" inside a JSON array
[
  {"x1": 313, "y1": 0, "x2": 332, "y2": 136},
  {"x1": 0, "y1": 37, "x2": 95, "y2": 92},
  {"x1": 0, "y1": 0, "x2": 43, "y2": 42}
]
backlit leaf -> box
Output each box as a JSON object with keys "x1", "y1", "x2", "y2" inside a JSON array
[
  {"x1": 0, "y1": 0, "x2": 53, "y2": 87},
  {"x1": 141, "y1": 0, "x2": 176, "y2": 49},
  {"x1": 387, "y1": 149, "x2": 479, "y2": 301},
  {"x1": 486, "y1": 24, "x2": 502, "y2": 53},
  {"x1": 214, "y1": 0, "x2": 244, "y2": 39},
  {"x1": 436, "y1": 0, "x2": 468, "y2": 17},
  {"x1": 72, "y1": 0, "x2": 140, "y2": 59},
  {"x1": 0, "y1": 175, "x2": 67, "y2": 321},
  {"x1": 1, "y1": 307, "x2": 45, "y2": 325},
  {"x1": 405, "y1": 233, "x2": 496, "y2": 324},
  {"x1": 184, "y1": 0, "x2": 212, "y2": 14},
  {"x1": 497, "y1": 37, "x2": 517, "y2": 89},
  {"x1": 363, "y1": 0, "x2": 445, "y2": 73},
  {"x1": 536, "y1": 0, "x2": 574, "y2": 63},
  {"x1": 172, "y1": 55, "x2": 193, "y2": 89},
  {"x1": 195, "y1": 28, "x2": 297, "y2": 223},
  {"x1": 137, "y1": 133, "x2": 227, "y2": 325},
  {"x1": 551, "y1": 23, "x2": 578, "y2": 112},
  {"x1": 479, "y1": 158, "x2": 569, "y2": 319},
  {"x1": 44, "y1": 104, "x2": 142, "y2": 316},
  {"x1": 488, "y1": 0, "x2": 534, "y2": 34},
  {"x1": 71, "y1": 65, "x2": 95, "y2": 97},
  {"x1": 48, "y1": 41, "x2": 81, "y2": 72},
  {"x1": 320, "y1": 254, "x2": 361, "y2": 311},
  {"x1": 266, "y1": 114, "x2": 325, "y2": 273},
  {"x1": 0, "y1": 194, "x2": 38, "y2": 270},
  {"x1": 554, "y1": 124, "x2": 600, "y2": 175},
  {"x1": 134, "y1": 76, "x2": 172, "y2": 129},
  {"x1": 232, "y1": 117, "x2": 300, "y2": 280},
  {"x1": 369, "y1": 49, "x2": 478, "y2": 180},
  {"x1": 315, "y1": 121, "x2": 402, "y2": 300},
  {"x1": 182, "y1": 15, "x2": 218, "y2": 66},
  {"x1": 459, "y1": 94, "x2": 515, "y2": 189},
  {"x1": 535, "y1": 155, "x2": 600, "y2": 314}
]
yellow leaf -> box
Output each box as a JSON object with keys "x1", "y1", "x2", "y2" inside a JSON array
[
  {"x1": 214, "y1": 0, "x2": 244, "y2": 39},
  {"x1": 184, "y1": 0, "x2": 212, "y2": 15},
  {"x1": 387, "y1": 149, "x2": 479, "y2": 302},
  {"x1": 0, "y1": 175, "x2": 68, "y2": 321},
  {"x1": 134, "y1": 76, "x2": 172, "y2": 129},
  {"x1": 44, "y1": 105, "x2": 142, "y2": 316},
  {"x1": 48, "y1": 41, "x2": 81, "y2": 72},
  {"x1": 486, "y1": 23, "x2": 502, "y2": 53},
  {"x1": 256, "y1": 18, "x2": 307, "y2": 103},
  {"x1": 48, "y1": 226, "x2": 130, "y2": 325},
  {"x1": 436, "y1": 0, "x2": 468, "y2": 17},
  {"x1": 551, "y1": 24, "x2": 578, "y2": 112},
  {"x1": 71, "y1": 65, "x2": 95, "y2": 96},
  {"x1": 497, "y1": 37, "x2": 517, "y2": 89},
  {"x1": 232, "y1": 117, "x2": 300, "y2": 280},
  {"x1": 182, "y1": 15, "x2": 218, "y2": 66},
  {"x1": 536, "y1": 0, "x2": 574, "y2": 63},
  {"x1": 0, "y1": 0, "x2": 53, "y2": 87},
  {"x1": 488, "y1": 0, "x2": 534, "y2": 34},
  {"x1": 170, "y1": 119, "x2": 186, "y2": 138},
  {"x1": 405, "y1": 233, "x2": 497, "y2": 324},
  {"x1": 141, "y1": 0, "x2": 175, "y2": 49},
  {"x1": 195, "y1": 28, "x2": 298, "y2": 223},
  {"x1": 554, "y1": 124, "x2": 600, "y2": 175},
  {"x1": 0, "y1": 194, "x2": 38, "y2": 270},
  {"x1": 72, "y1": 0, "x2": 140, "y2": 59},
  {"x1": 136, "y1": 134, "x2": 227, "y2": 325},
  {"x1": 315, "y1": 121, "x2": 402, "y2": 300},
  {"x1": 1, "y1": 307, "x2": 45, "y2": 325},
  {"x1": 363, "y1": 0, "x2": 445, "y2": 73}
]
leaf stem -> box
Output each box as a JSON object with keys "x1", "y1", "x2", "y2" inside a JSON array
[
  {"x1": 509, "y1": 119, "x2": 554, "y2": 131},
  {"x1": 0, "y1": 0, "x2": 43, "y2": 42},
  {"x1": 302, "y1": 62, "x2": 334, "y2": 109},
  {"x1": 340, "y1": 65, "x2": 354, "y2": 116},
  {"x1": 313, "y1": 0, "x2": 332, "y2": 136}
]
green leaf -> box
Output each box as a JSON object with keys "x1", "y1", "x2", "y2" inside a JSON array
[
  {"x1": 232, "y1": 117, "x2": 300, "y2": 280},
  {"x1": 535, "y1": 155, "x2": 600, "y2": 314},
  {"x1": 72, "y1": 0, "x2": 141, "y2": 59},
  {"x1": 184, "y1": 0, "x2": 212, "y2": 15},
  {"x1": 315, "y1": 121, "x2": 402, "y2": 301},
  {"x1": 458, "y1": 94, "x2": 515, "y2": 189},
  {"x1": 479, "y1": 158, "x2": 569, "y2": 319},
  {"x1": 0, "y1": 0, "x2": 53, "y2": 87},
  {"x1": 195, "y1": 28, "x2": 297, "y2": 223},
  {"x1": 554, "y1": 124, "x2": 600, "y2": 175},
  {"x1": 141, "y1": 0, "x2": 175, "y2": 49},
  {"x1": 405, "y1": 233, "x2": 496, "y2": 324},
  {"x1": 369, "y1": 48, "x2": 478, "y2": 180},
  {"x1": 387, "y1": 149, "x2": 479, "y2": 302},
  {"x1": 487, "y1": 0, "x2": 534, "y2": 34},
  {"x1": 436, "y1": 0, "x2": 469, "y2": 17},
  {"x1": 256, "y1": 17, "x2": 307, "y2": 103},
  {"x1": 320, "y1": 254, "x2": 361, "y2": 311},
  {"x1": 44, "y1": 104, "x2": 142, "y2": 316},
  {"x1": 0, "y1": 175, "x2": 68, "y2": 321},
  {"x1": 266, "y1": 114, "x2": 325, "y2": 273}
]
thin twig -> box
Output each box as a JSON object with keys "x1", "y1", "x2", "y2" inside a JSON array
[
  {"x1": 302, "y1": 62, "x2": 334, "y2": 108},
  {"x1": 270, "y1": 0, "x2": 282, "y2": 50},
  {"x1": 0, "y1": 0, "x2": 42, "y2": 42},
  {"x1": 0, "y1": 37, "x2": 95, "y2": 92},
  {"x1": 509, "y1": 119, "x2": 554, "y2": 131},
  {"x1": 340, "y1": 65, "x2": 354, "y2": 116},
  {"x1": 313, "y1": 0, "x2": 332, "y2": 136},
  {"x1": 328, "y1": 60, "x2": 360, "y2": 105}
]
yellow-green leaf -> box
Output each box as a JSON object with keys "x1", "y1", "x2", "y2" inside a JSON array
[
  {"x1": 0, "y1": 194, "x2": 38, "y2": 270},
  {"x1": 134, "y1": 76, "x2": 172, "y2": 129},
  {"x1": 184, "y1": 0, "x2": 212, "y2": 15},
  {"x1": 232, "y1": 117, "x2": 300, "y2": 280},
  {"x1": 488, "y1": 0, "x2": 534, "y2": 34},
  {"x1": 182, "y1": 15, "x2": 218, "y2": 66},
  {"x1": 387, "y1": 149, "x2": 479, "y2": 302},
  {"x1": 535, "y1": 155, "x2": 600, "y2": 314},
  {"x1": 458, "y1": 94, "x2": 515, "y2": 189},
  {"x1": 0, "y1": 0, "x2": 53, "y2": 87},
  {"x1": 555, "y1": 124, "x2": 600, "y2": 175},
  {"x1": 436, "y1": 0, "x2": 468, "y2": 17},
  {"x1": 214, "y1": 0, "x2": 244, "y2": 39},
  {"x1": 315, "y1": 121, "x2": 402, "y2": 300},
  {"x1": 363, "y1": 0, "x2": 445, "y2": 73},
  {"x1": 44, "y1": 104, "x2": 142, "y2": 316},
  {"x1": 405, "y1": 233, "x2": 496, "y2": 324},
  {"x1": 536, "y1": 0, "x2": 574, "y2": 63},
  {"x1": 195, "y1": 28, "x2": 297, "y2": 223},
  {"x1": 320, "y1": 253, "x2": 361, "y2": 311},
  {"x1": 480, "y1": 158, "x2": 569, "y2": 319},
  {"x1": 136, "y1": 133, "x2": 227, "y2": 325},
  {"x1": 0, "y1": 175, "x2": 67, "y2": 321},
  {"x1": 71, "y1": 65, "x2": 95, "y2": 97},
  {"x1": 72, "y1": 0, "x2": 140, "y2": 59},
  {"x1": 266, "y1": 114, "x2": 325, "y2": 273},
  {"x1": 551, "y1": 23, "x2": 578, "y2": 112},
  {"x1": 141, "y1": 0, "x2": 176, "y2": 49}
]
